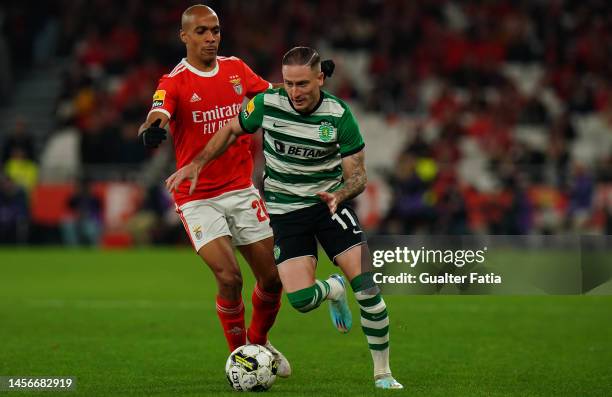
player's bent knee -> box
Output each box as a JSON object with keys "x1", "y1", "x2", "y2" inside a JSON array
[
  {"x1": 257, "y1": 273, "x2": 283, "y2": 294},
  {"x1": 215, "y1": 269, "x2": 243, "y2": 292}
]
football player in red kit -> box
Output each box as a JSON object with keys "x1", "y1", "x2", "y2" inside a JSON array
[{"x1": 138, "y1": 4, "x2": 290, "y2": 376}]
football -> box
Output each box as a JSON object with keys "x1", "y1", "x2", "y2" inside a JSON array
[{"x1": 225, "y1": 344, "x2": 278, "y2": 391}]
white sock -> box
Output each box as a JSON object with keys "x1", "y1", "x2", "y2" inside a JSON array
[
  {"x1": 372, "y1": 348, "x2": 391, "y2": 378},
  {"x1": 325, "y1": 277, "x2": 344, "y2": 301}
]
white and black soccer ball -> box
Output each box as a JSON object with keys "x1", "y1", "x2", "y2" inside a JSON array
[{"x1": 225, "y1": 344, "x2": 278, "y2": 391}]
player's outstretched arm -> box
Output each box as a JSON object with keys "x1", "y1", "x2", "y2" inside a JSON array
[
  {"x1": 138, "y1": 111, "x2": 170, "y2": 148},
  {"x1": 194, "y1": 117, "x2": 245, "y2": 167},
  {"x1": 317, "y1": 149, "x2": 367, "y2": 214},
  {"x1": 165, "y1": 117, "x2": 245, "y2": 194}
]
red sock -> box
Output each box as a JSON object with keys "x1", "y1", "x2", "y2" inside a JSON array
[
  {"x1": 216, "y1": 295, "x2": 246, "y2": 352},
  {"x1": 247, "y1": 283, "x2": 282, "y2": 345}
]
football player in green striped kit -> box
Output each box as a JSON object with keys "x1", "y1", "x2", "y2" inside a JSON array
[{"x1": 166, "y1": 46, "x2": 403, "y2": 390}]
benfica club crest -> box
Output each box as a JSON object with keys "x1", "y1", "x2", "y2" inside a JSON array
[
  {"x1": 192, "y1": 225, "x2": 203, "y2": 241},
  {"x1": 230, "y1": 77, "x2": 243, "y2": 95}
]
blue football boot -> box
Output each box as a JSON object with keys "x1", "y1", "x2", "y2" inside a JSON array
[
  {"x1": 328, "y1": 274, "x2": 352, "y2": 333},
  {"x1": 375, "y1": 375, "x2": 404, "y2": 389}
]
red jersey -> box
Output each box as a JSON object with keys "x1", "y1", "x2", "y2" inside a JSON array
[{"x1": 148, "y1": 56, "x2": 271, "y2": 206}]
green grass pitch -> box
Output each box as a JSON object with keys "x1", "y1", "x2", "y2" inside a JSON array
[{"x1": 1, "y1": 248, "x2": 611, "y2": 396}]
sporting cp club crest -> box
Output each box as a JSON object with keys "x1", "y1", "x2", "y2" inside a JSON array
[
  {"x1": 273, "y1": 245, "x2": 281, "y2": 260},
  {"x1": 318, "y1": 122, "x2": 335, "y2": 142},
  {"x1": 229, "y1": 76, "x2": 243, "y2": 95}
]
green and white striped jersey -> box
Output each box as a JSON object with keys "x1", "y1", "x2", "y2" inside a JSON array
[{"x1": 238, "y1": 88, "x2": 365, "y2": 214}]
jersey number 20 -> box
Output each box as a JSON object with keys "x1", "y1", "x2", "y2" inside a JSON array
[{"x1": 252, "y1": 199, "x2": 269, "y2": 222}]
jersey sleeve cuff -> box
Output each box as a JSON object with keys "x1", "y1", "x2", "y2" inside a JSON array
[
  {"x1": 238, "y1": 116, "x2": 258, "y2": 134},
  {"x1": 147, "y1": 108, "x2": 172, "y2": 120},
  {"x1": 340, "y1": 143, "x2": 365, "y2": 158}
]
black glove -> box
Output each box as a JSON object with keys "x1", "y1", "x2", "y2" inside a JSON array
[
  {"x1": 141, "y1": 119, "x2": 167, "y2": 148},
  {"x1": 321, "y1": 59, "x2": 335, "y2": 79}
]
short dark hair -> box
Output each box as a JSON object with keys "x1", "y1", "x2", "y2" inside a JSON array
[{"x1": 282, "y1": 46, "x2": 321, "y2": 69}]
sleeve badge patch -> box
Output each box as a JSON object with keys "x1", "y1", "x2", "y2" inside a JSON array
[
  {"x1": 152, "y1": 90, "x2": 166, "y2": 107},
  {"x1": 243, "y1": 98, "x2": 255, "y2": 119}
]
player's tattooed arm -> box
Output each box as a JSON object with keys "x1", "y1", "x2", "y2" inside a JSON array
[
  {"x1": 165, "y1": 117, "x2": 245, "y2": 194},
  {"x1": 336, "y1": 150, "x2": 368, "y2": 203},
  {"x1": 317, "y1": 149, "x2": 367, "y2": 214}
]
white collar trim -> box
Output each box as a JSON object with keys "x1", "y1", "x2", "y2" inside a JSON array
[{"x1": 181, "y1": 58, "x2": 219, "y2": 77}]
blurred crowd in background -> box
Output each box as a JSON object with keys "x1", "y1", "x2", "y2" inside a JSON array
[{"x1": 1, "y1": 0, "x2": 611, "y2": 246}]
